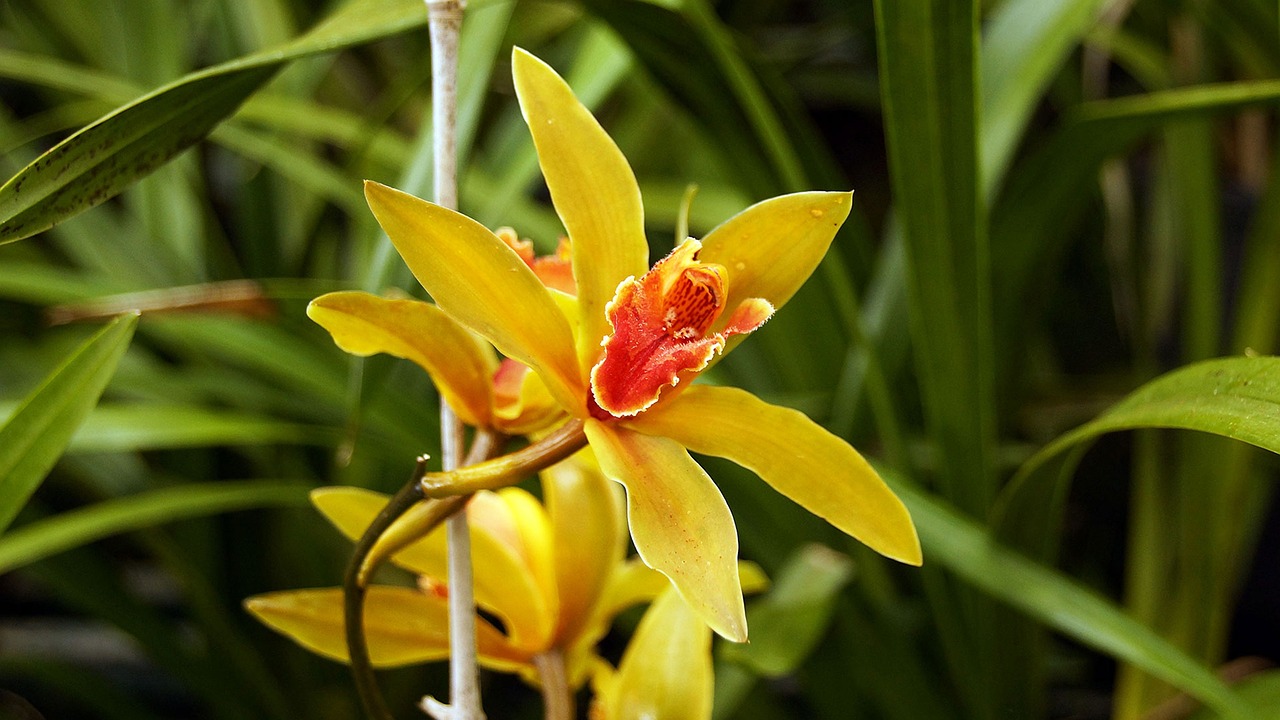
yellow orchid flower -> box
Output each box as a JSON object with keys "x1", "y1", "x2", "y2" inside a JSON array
[
  {"x1": 245, "y1": 452, "x2": 765, "y2": 693},
  {"x1": 590, "y1": 585, "x2": 716, "y2": 720},
  {"x1": 312, "y1": 47, "x2": 920, "y2": 643}
]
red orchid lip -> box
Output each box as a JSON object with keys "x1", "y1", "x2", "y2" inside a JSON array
[{"x1": 589, "y1": 239, "x2": 773, "y2": 419}]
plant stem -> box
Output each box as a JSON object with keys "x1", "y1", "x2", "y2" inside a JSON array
[
  {"x1": 345, "y1": 458, "x2": 430, "y2": 720},
  {"x1": 424, "y1": 3, "x2": 482, "y2": 717},
  {"x1": 420, "y1": 419, "x2": 588, "y2": 498},
  {"x1": 532, "y1": 650, "x2": 573, "y2": 720},
  {"x1": 344, "y1": 432, "x2": 503, "y2": 720}
]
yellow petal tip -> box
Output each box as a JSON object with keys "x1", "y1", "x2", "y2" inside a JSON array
[{"x1": 885, "y1": 531, "x2": 924, "y2": 567}]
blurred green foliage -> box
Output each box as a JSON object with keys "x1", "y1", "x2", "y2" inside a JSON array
[{"x1": 1, "y1": 0, "x2": 1278, "y2": 718}]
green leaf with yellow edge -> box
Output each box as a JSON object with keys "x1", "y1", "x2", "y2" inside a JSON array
[
  {"x1": 699, "y1": 191, "x2": 853, "y2": 320},
  {"x1": 363, "y1": 181, "x2": 582, "y2": 413},
  {"x1": 632, "y1": 385, "x2": 920, "y2": 566},
  {"x1": 309, "y1": 487, "x2": 555, "y2": 651},
  {"x1": 512, "y1": 47, "x2": 648, "y2": 380},
  {"x1": 0, "y1": 0, "x2": 430, "y2": 244},
  {"x1": 0, "y1": 314, "x2": 136, "y2": 534},
  {"x1": 595, "y1": 587, "x2": 713, "y2": 720},
  {"x1": 0, "y1": 482, "x2": 308, "y2": 574},
  {"x1": 244, "y1": 586, "x2": 521, "y2": 669},
  {"x1": 308, "y1": 291, "x2": 497, "y2": 428},
  {"x1": 585, "y1": 420, "x2": 747, "y2": 643}
]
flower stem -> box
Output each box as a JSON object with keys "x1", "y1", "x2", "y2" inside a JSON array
[
  {"x1": 344, "y1": 458, "x2": 431, "y2": 720},
  {"x1": 532, "y1": 650, "x2": 573, "y2": 720},
  {"x1": 422, "y1": 1, "x2": 484, "y2": 719},
  {"x1": 344, "y1": 430, "x2": 506, "y2": 720},
  {"x1": 419, "y1": 419, "x2": 588, "y2": 498}
]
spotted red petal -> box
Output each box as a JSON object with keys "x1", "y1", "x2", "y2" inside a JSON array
[
  {"x1": 589, "y1": 270, "x2": 724, "y2": 417},
  {"x1": 589, "y1": 239, "x2": 777, "y2": 418}
]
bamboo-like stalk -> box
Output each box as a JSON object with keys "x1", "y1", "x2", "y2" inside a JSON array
[{"x1": 422, "y1": 2, "x2": 483, "y2": 719}]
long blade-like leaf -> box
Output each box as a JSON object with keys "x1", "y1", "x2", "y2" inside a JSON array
[
  {"x1": 0, "y1": 314, "x2": 137, "y2": 533},
  {"x1": 891, "y1": 477, "x2": 1256, "y2": 720},
  {"x1": 994, "y1": 80, "x2": 1280, "y2": 324},
  {"x1": 0, "y1": 481, "x2": 309, "y2": 574},
  {"x1": 0, "y1": 0, "x2": 428, "y2": 244},
  {"x1": 996, "y1": 356, "x2": 1280, "y2": 540},
  {"x1": 980, "y1": 0, "x2": 1107, "y2": 195},
  {"x1": 874, "y1": 0, "x2": 995, "y2": 512}
]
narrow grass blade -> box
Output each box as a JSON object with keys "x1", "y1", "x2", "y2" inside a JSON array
[
  {"x1": 891, "y1": 477, "x2": 1256, "y2": 720},
  {"x1": 0, "y1": 314, "x2": 137, "y2": 533},
  {"x1": 981, "y1": 0, "x2": 1107, "y2": 195},
  {"x1": 0, "y1": 481, "x2": 309, "y2": 574},
  {"x1": 873, "y1": 0, "x2": 996, "y2": 512},
  {"x1": 995, "y1": 80, "x2": 1280, "y2": 321}
]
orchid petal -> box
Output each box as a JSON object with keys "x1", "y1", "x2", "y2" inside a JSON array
[
  {"x1": 307, "y1": 291, "x2": 496, "y2": 427},
  {"x1": 492, "y1": 360, "x2": 563, "y2": 435},
  {"x1": 584, "y1": 420, "x2": 747, "y2": 642},
  {"x1": 594, "y1": 587, "x2": 713, "y2": 720},
  {"x1": 630, "y1": 386, "x2": 922, "y2": 565},
  {"x1": 243, "y1": 587, "x2": 522, "y2": 669},
  {"x1": 512, "y1": 47, "x2": 648, "y2": 376},
  {"x1": 598, "y1": 559, "x2": 670, "y2": 622},
  {"x1": 542, "y1": 450, "x2": 625, "y2": 646},
  {"x1": 699, "y1": 191, "x2": 853, "y2": 320},
  {"x1": 491, "y1": 487, "x2": 558, "y2": 623},
  {"x1": 310, "y1": 487, "x2": 556, "y2": 650},
  {"x1": 363, "y1": 181, "x2": 582, "y2": 413}
]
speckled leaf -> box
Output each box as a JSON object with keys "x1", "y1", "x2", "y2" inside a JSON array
[{"x1": 0, "y1": 0, "x2": 427, "y2": 244}]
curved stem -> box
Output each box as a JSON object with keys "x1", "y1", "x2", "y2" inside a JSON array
[
  {"x1": 344, "y1": 458, "x2": 429, "y2": 720},
  {"x1": 532, "y1": 650, "x2": 573, "y2": 720},
  {"x1": 345, "y1": 430, "x2": 507, "y2": 719},
  {"x1": 420, "y1": 419, "x2": 588, "y2": 498}
]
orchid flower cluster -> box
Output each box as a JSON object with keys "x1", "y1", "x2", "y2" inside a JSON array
[{"x1": 246, "y1": 49, "x2": 920, "y2": 717}]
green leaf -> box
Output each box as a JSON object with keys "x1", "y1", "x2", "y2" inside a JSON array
[
  {"x1": 579, "y1": 0, "x2": 825, "y2": 196},
  {"x1": 0, "y1": 401, "x2": 317, "y2": 453},
  {"x1": 981, "y1": 0, "x2": 1107, "y2": 195},
  {"x1": 0, "y1": 314, "x2": 137, "y2": 533},
  {"x1": 720, "y1": 543, "x2": 854, "y2": 677},
  {"x1": 998, "y1": 356, "x2": 1280, "y2": 533},
  {"x1": 0, "y1": 481, "x2": 309, "y2": 575},
  {"x1": 889, "y1": 476, "x2": 1257, "y2": 720},
  {"x1": 994, "y1": 80, "x2": 1280, "y2": 324},
  {"x1": 66, "y1": 404, "x2": 317, "y2": 453},
  {"x1": 0, "y1": 0, "x2": 429, "y2": 244},
  {"x1": 873, "y1": 0, "x2": 996, "y2": 512},
  {"x1": 1188, "y1": 670, "x2": 1280, "y2": 720}
]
